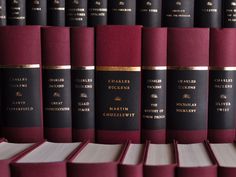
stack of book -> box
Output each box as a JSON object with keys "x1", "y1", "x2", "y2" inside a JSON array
[
  {"x1": 0, "y1": 0, "x2": 236, "y2": 177},
  {"x1": 0, "y1": 140, "x2": 236, "y2": 177}
]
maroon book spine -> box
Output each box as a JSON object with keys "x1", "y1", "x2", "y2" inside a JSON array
[
  {"x1": 10, "y1": 142, "x2": 82, "y2": 177},
  {"x1": 41, "y1": 27, "x2": 72, "y2": 142},
  {"x1": 141, "y1": 28, "x2": 167, "y2": 144},
  {"x1": 176, "y1": 142, "x2": 217, "y2": 177},
  {"x1": 167, "y1": 28, "x2": 209, "y2": 143},
  {"x1": 67, "y1": 143, "x2": 127, "y2": 177},
  {"x1": 0, "y1": 26, "x2": 43, "y2": 143},
  {"x1": 208, "y1": 29, "x2": 236, "y2": 143},
  {"x1": 95, "y1": 26, "x2": 142, "y2": 144},
  {"x1": 70, "y1": 27, "x2": 95, "y2": 142},
  {"x1": 143, "y1": 142, "x2": 177, "y2": 177},
  {"x1": 0, "y1": 142, "x2": 38, "y2": 177},
  {"x1": 119, "y1": 143, "x2": 147, "y2": 177}
]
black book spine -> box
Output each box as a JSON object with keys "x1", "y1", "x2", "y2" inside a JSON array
[
  {"x1": 163, "y1": 0, "x2": 194, "y2": 27},
  {"x1": 0, "y1": 0, "x2": 6, "y2": 26},
  {"x1": 48, "y1": 0, "x2": 65, "y2": 26},
  {"x1": 195, "y1": 0, "x2": 222, "y2": 28},
  {"x1": 108, "y1": 0, "x2": 136, "y2": 25},
  {"x1": 66, "y1": 0, "x2": 87, "y2": 27},
  {"x1": 7, "y1": 0, "x2": 26, "y2": 25},
  {"x1": 223, "y1": 0, "x2": 236, "y2": 28},
  {"x1": 26, "y1": 0, "x2": 47, "y2": 25},
  {"x1": 88, "y1": 0, "x2": 107, "y2": 27},
  {"x1": 137, "y1": 0, "x2": 162, "y2": 27}
]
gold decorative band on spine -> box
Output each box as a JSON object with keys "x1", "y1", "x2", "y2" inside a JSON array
[
  {"x1": 43, "y1": 65, "x2": 71, "y2": 70},
  {"x1": 0, "y1": 64, "x2": 40, "y2": 69},
  {"x1": 167, "y1": 66, "x2": 208, "y2": 70},
  {"x1": 209, "y1": 67, "x2": 236, "y2": 71},
  {"x1": 96, "y1": 66, "x2": 141, "y2": 72},
  {"x1": 72, "y1": 66, "x2": 95, "y2": 70},
  {"x1": 142, "y1": 66, "x2": 167, "y2": 70},
  {"x1": 50, "y1": 7, "x2": 65, "y2": 11}
]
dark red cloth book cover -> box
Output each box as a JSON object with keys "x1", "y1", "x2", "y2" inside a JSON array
[
  {"x1": 41, "y1": 27, "x2": 72, "y2": 142},
  {"x1": 167, "y1": 28, "x2": 209, "y2": 143},
  {"x1": 10, "y1": 142, "x2": 84, "y2": 177},
  {"x1": 176, "y1": 141, "x2": 217, "y2": 177},
  {"x1": 119, "y1": 142, "x2": 147, "y2": 177},
  {"x1": 0, "y1": 141, "x2": 39, "y2": 177},
  {"x1": 70, "y1": 27, "x2": 95, "y2": 142},
  {"x1": 208, "y1": 142, "x2": 236, "y2": 177},
  {"x1": 141, "y1": 27, "x2": 167, "y2": 144},
  {"x1": 208, "y1": 29, "x2": 236, "y2": 143},
  {"x1": 95, "y1": 25, "x2": 142, "y2": 144},
  {"x1": 0, "y1": 26, "x2": 44, "y2": 143},
  {"x1": 67, "y1": 143, "x2": 126, "y2": 177},
  {"x1": 143, "y1": 142, "x2": 177, "y2": 177}
]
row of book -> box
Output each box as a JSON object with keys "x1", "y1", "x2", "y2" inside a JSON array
[
  {"x1": 0, "y1": 25, "x2": 236, "y2": 144},
  {"x1": 1, "y1": 0, "x2": 236, "y2": 28},
  {"x1": 0, "y1": 139, "x2": 236, "y2": 177}
]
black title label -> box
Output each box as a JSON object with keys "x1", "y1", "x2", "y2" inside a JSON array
[
  {"x1": 48, "y1": 0, "x2": 65, "y2": 26},
  {"x1": 96, "y1": 70, "x2": 140, "y2": 131},
  {"x1": 72, "y1": 69, "x2": 94, "y2": 129},
  {"x1": 43, "y1": 68, "x2": 71, "y2": 128},
  {"x1": 66, "y1": 0, "x2": 87, "y2": 27},
  {"x1": 88, "y1": 0, "x2": 107, "y2": 26},
  {"x1": 137, "y1": 0, "x2": 162, "y2": 27},
  {"x1": 7, "y1": 0, "x2": 26, "y2": 25},
  {"x1": 208, "y1": 70, "x2": 236, "y2": 129},
  {"x1": 2, "y1": 67, "x2": 41, "y2": 127},
  {"x1": 108, "y1": 0, "x2": 136, "y2": 25},
  {"x1": 223, "y1": 0, "x2": 236, "y2": 27},
  {"x1": 142, "y1": 69, "x2": 166, "y2": 130},
  {"x1": 0, "y1": 0, "x2": 6, "y2": 26},
  {"x1": 27, "y1": 0, "x2": 47, "y2": 25},
  {"x1": 195, "y1": 0, "x2": 222, "y2": 27},
  {"x1": 163, "y1": 0, "x2": 194, "y2": 27},
  {"x1": 167, "y1": 69, "x2": 208, "y2": 130}
]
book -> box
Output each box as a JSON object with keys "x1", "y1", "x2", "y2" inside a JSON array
[
  {"x1": 210, "y1": 143, "x2": 236, "y2": 177},
  {"x1": 41, "y1": 27, "x2": 72, "y2": 142},
  {"x1": 26, "y1": 0, "x2": 47, "y2": 25},
  {"x1": 195, "y1": 0, "x2": 222, "y2": 28},
  {"x1": 163, "y1": 0, "x2": 194, "y2": 27},
  {"x1": 208, "y1": 29, "x2": 236, "y2": 143},
  {"x1": 144, "y1": 143, "x2": 176, "y2": 177},
  {"x1": 0, "y1": 26, "x2": 43, "y2": 143},
  {"x1": 108, "y1": 0, "x2": 136, "y2": 25},
  {"x1": 96, "y1": 26, "x2": 142, "y2": 143},
  {"x1": 67, "y1": 143, "x2": 126, "y2": 177},
  {"x1": 176, "y1": 142, "x2": 217, "y2": 177},
  {"x1": 7, "y1": 0, "x2": 26, "y2": 25},
  {"x1": 66, "y1": 0, "x2": 87, "y2": 27},
  {"x1": 167, "y1": 28, "x2": 209, "y2": 143},
  {"x1": 223, "y1": 0, "x2": 236, "y2": 28},
  {"x1": 70, "y1": 27, "x2": 95, "y2": 142},
  {"x1": 119, "y1": 143, "x2": 146, "y2": 177},
  {"x1": 47, "y1": 0, "x2": 65, "y2": 26},
  {"x1": 0, "y1": 141, "x2": 36, "y2": 177},
  {"x1": 11, "y1": 142, "x2": 82, "y2": 177},
  {"x1": 136, "y1": 0, "x2": 162, "y2": 27},
  {"x1": 88, "y1": 0, "x2": 107, "y2": 27},
  {"x1": 141, "y1": 28, "x2": 167, "y2": 143},
  {"x1": 0, "y1": 0, "x2": 6, "y2": 26}
]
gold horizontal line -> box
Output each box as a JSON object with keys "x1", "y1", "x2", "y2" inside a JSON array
[
  {"x1": 209, "y1": 67, "x2": 236, "y2": 71},
  {"x1": 72, "y1": 66, "x2": 95, "y2": 70},
  {"x1": 96, "y1": 66, "x2": 141, "y2": 72},
  {"x1": 142, "y1": 66, "x2": 167, "y2": 70},
  {"x1": 50, "y1": 7, "x2": 65, "y2": 11},
  {"x1": 43, "y1": 65, "x2": 71, "y2": 70},
  {"x1": 0, "y1": 64, "x2": 40, "y2": 69},
  {"x1": 168, "y1": 66, "x2": 208, "y2": 70}
]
